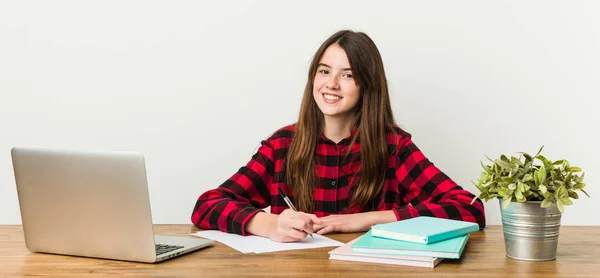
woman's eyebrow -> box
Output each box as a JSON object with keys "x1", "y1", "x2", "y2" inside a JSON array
[{"x1": 318, "y1": 63, "x2": 352, "y2": 71}]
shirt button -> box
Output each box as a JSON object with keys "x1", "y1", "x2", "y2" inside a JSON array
[{"x1": 331, "y1": 181, "x2": 336, "y2": 186}]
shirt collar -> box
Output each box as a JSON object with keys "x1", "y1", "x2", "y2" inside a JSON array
[{"x1": 318, "y1": 127, "x2": 359, "y2": 146}]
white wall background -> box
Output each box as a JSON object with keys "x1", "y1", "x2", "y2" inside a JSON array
[{"x1": 1, "y1": 0, "x2": 598, "y2": 226}]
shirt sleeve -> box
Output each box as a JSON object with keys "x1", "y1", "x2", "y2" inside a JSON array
[
  {"x1": 191, "y1": 140, "x2": 275, "y2": 235},
  {"x1": 393, "y1": 138, "x2": 486, "y2": 229}
]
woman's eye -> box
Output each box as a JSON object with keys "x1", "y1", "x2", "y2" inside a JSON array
[
  {"x1": 319, "y1": 69, "x2": 329, "y2": 74},
  {"x1": 343, "y1": 73, "x2": 353, "y2": 78}
]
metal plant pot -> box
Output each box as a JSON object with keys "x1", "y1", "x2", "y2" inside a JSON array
[{"x1": 499, "y1": 199, "x2": 562, "y2": 261}]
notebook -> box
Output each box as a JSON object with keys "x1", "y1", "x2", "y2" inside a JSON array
[
  {"x1": 329, "y1": 236, "x2": 443, "y2": 268},
  {"x1": 351, "y1": 230, "x2": 469, "y2": 259},
  {"x1": 371, "y1": 216, "x2": 479, "y2": 244}
]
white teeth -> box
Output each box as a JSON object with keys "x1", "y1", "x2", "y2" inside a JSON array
[{"x1": 324, "y1": 94, "x2": 341, "y2": 101}]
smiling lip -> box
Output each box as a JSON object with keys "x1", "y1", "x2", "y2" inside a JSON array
[{"x1": 322, "y1": 93, "x2": 342, "y2": 104}]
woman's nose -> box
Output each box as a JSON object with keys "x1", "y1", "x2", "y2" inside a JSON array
[{"x1": 325, "y1": 75, "x2": 340, "y2": 90}]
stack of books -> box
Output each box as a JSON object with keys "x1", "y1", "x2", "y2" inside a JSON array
[{"x1": 329, "y1": 216, "x2": 479, "y2": 268}]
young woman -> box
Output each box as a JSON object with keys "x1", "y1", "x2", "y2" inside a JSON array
[{"x1": 192, "y1": 30, "x2": 486, "y2": 243}]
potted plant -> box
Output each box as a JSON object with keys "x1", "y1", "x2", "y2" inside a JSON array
[{"x1": 472, "y1": 146, "x2": 589, "y2": 261}]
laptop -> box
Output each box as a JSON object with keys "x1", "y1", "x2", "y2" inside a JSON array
[{"x1": 11, "y1": 147, "x2": 214, "y2": 263}]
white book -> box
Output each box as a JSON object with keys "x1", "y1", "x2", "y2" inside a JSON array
[{"x1": 329, "y1": 237, "x2": 443, "y2": 268}]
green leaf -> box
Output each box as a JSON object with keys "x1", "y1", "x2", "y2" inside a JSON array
[
  {"x1": 520, "y1": 181, "x2": 531, "y2": 192},
  {"x1": 522, "y1": 174, "x2": 534, "y2": 183},
  {"x1": 534, "y1": 169, "x2": 544, "y2": 186},
  {"x1": 482, "y1": 174, "x2": 491, "y2": 183},
  {"x1": 503, "y1": 198, "x2": 512, "y2": 210},
  {"x1": 541, "y1": 198, "x2": 552, "y2": 208},
  {"x1": 518, "y1": 152, "x2": 533, "y2": 164},
  {"x1": 568, "y1": 166, "x2": 582, "y2": 172},
  {"x1": 524, "y1": 162, "x2": 532, "y2": 172},
  {"x1": 554, "y1": 180, "x2": 564, "y2": 186},
  {"x1": 500, "y1": 176, "x2": 513, "y2": 183},
  {"x1": 517, "y1": 182, "x2": 525, "y2": 193},
  {"x1": 510, "y1": 156, "x2": 523, "y2": 166},
  {"x1": 550, "y1": 170, "x2": 557, "y2": 181},
  {"x1": 537, "y1": 155, "x2": 551, "y2": 167},
  {"x1": 497, "y1": 190, "x2": 506, "y2": 198},
  {"x1": 539, "y1": 164, "x2": 547, "y2": 182},
  {"x1": 552, "y1": 159, "x2": 565, "y2": 165},
  {"x1": 539, "y1": 184, "x2": 548, "y2": 194},
  {"x1": 574, "y1": 183, "x2": 586, "y2": 189},
  {"x1": 534, "y1": 145, "x2": 544, "y2": 158},
  {"x1": 561, "y1": 197, "x2": 574, "y2": 205},
  {"x1": 492, "y1": 174, "x2": 500, "y2": 182},
  {"x1": 496, "y1": 159, "x2": 514, "y2": 171},
  {"x1": 478, "y1": 178, "x2": 485, "y2": 188},
  {"x1": 542, "y1": 191, "x2": 551, "y2": 199},
  {"x1": 480, "y1": 161, "x2": 492, "y2": 174},
  {"x1": 557, "y1": 199, "x2": 565, "y2": 213},
  {"x1": 508, "y1": 183, "x2": 517, "y2": 190},
  {"x1": 569, "y1": 191, "x2": 579, "y2": 199},
  {"x1": 478, "y1": 192, "x2": 489, "y2": 201},
  {"x1": 560, "y1": 161, "x2": 568, "y2": 171},
  {"x1": 534, "y1": 165, "x2": 547, "y2": 186},
  {"x1": 581, "y1": 189, "x2": 590, "y2": 198},
  {"x1": 556, "y1": 185, "x2": 568, "y2": 199},
  {"x1": 563, "y1": 172, "x2": 572, "y2": 184},
  {"x1": 534, "y1": 170, "x2": 540, "y2": 186},
  {"x1": 515, "y1": 190, "x2": 525, "y2": 201}
]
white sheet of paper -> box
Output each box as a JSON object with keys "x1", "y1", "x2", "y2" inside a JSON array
[{"x1": 191, "y1": 230, "x2": 343, "y2": 254}]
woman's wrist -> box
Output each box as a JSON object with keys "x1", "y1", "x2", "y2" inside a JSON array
[
  {"x1": 246, "y1": 211, "x2": 278, "y2": 238},
  {"x1": 367, "y1": 210, "x2": 397, "y2": 226}
]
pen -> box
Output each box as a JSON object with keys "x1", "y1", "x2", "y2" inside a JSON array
[{"x1": 277, "y1": 187, "x2": 314, "y2": 239}]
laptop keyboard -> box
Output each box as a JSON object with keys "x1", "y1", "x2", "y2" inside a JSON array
[{"x1": 155, "y1": 244, "x2": 184, "y2": 256}]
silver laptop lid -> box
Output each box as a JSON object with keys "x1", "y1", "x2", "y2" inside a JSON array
[{"x1": 12, "y1": 147, "x2": 157, "y2": 262}]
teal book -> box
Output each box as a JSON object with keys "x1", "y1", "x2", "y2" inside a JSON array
[
  {"x1": 352, "y1": 230, "x2": 469, "y2": 259},
  {"x1": 370, "y1": 216, "x2": 479, "y2": 244}
]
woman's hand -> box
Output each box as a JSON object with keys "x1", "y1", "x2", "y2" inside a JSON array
[
  {"x1": 313, "y1": 211, "x2": 397, "y2": 235},
  {"x1": 266, "y1": 209, "x2": 322, "y2": 242}
]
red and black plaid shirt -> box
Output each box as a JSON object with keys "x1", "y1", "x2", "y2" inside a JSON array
[{"x1": 192, "y1": 125, "x2": 486, "y2": 235}]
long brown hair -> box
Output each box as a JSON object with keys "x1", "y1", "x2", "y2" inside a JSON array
[{"x1": 286, "y1": 30, "x2": 397, "y2": 212}]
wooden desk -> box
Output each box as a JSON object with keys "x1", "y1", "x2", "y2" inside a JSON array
[{"x1": 0, "y1": 225, "x2": 598, "y2": 277}]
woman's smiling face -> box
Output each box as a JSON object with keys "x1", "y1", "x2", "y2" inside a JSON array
[{"x1": 313, "y1": 43, "x2": 360, "y2": 121}]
